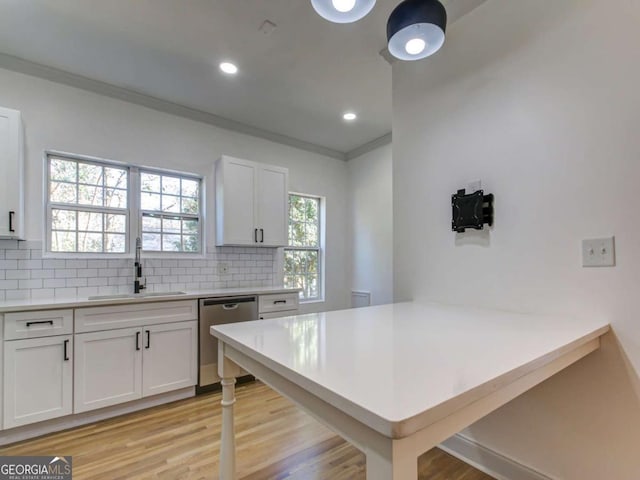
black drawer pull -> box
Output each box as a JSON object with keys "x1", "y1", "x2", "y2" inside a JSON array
[
  {"x1": 136, "y1": 331, "x2": 141, "y2": 351},
  {"x1": 145, "y1": 330, "x2": 150, "y2": 349},
  {"x1": 9, "y1": 211, "x2": 15, "y2": 233},
  {"x1": 273, "y1": 300, "x2": 287, "y2": 304},
  {"x1": 26, "y1": 320, "x2": 54, "y2": 327},
  {"x1": 63, "y1": 339, "x2": 69, "y2": 361},
  {"x1": 260, "y1": 228, "x2": 264, "y2": 243}
]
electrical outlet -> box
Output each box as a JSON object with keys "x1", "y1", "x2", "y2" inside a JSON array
[
  {"x1": 582, "y1": 237, "x2": 615, "y2": 267},
  {"x1": 217, "y1": 262, "x2": 229, "y2": 275}
]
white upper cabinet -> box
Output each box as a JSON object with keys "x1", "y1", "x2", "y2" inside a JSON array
[
  {"x1": 215, "y1": 155, "x2": 288, "y2": 247},
  {"x1": 0, "y1": 106, "x2": 24, "y2": 240}
]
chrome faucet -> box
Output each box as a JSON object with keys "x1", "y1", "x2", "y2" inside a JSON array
[{"x1": 134, "y1": 237, "x2": 146, "y2": 294}]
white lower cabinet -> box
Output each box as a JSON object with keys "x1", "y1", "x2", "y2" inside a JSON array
[
  {"x1": 3, "y1": 335, "x2": 73, "y2": 428},
  {"x1": 142, "y1": 320, "x2": 197, "y2": 397},
  {"x1": 74, "y1": 321, "x2": 197, "y2": 413},
  {"x1": 74, "y1": 327, "x2": 143, "y2": 413}
]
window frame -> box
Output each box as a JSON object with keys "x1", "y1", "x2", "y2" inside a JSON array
[
  {"x1": 136, "y1": 167, "x2": 204, "y2": 255},
  {"x1": 284, "y1": 192, "x2": 325, "y2": 303},
  {"x1": 44, "y1": 151, "x2": 205, "y2": 258}
]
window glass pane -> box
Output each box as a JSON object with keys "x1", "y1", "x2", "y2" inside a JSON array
[
  {"x1": 141, "y1": 192, "x2": 161, "y2": 211},
  {"x1": 183, "y1": 219, "x2": 198, "y2": 234},
  {"x1": 78, "y1": 163, "x2": 104, "y2": 186},
  {"x1": 162, "y1": 176, "x2": 181, "y2": 196},
  {"x1": 105, "y1": 167, "x2": 127, "y2": 188},
  {"x1": 105, "y1": 234, "x2": 126, "y2": 253},
  {"x1": 50, "y1": 159, "x2": 77, "y2": 183},
  {"x1": 142, "y1": 215, "x2": 161, "y2": 232},
  {"x1": 78, "y1": 232, "x2": 103, "y2": 253},
  {"x1": 142, "y1": 233, "x2": 161, "y2": 251},
  {"x1": 105, "y1": 188, "x2": 127, "y2": 208},
  {"x1": 106, "y1": 214, "x2": 126, "y2": 233},
  {"x1": 50, "y1": 182, "x2": 77, "y2": 204},
  {"x1": 78, "y1": 185, "x2": 104, "y2": 206},
  {"x1": 305, "y1": 223, "x2": 319, "y2": 247},
  {"x1": 163, "y1": 217, "x2": 181, "y2": 234},
  {"x1": 52, "y1": 209, "x2": 76, "y2": 231},
  {"x1": 162, "y1": 234, "x2": 181, "y2": 252},
  {"x1": 183, "y1": 235, "x2": 198, "y2": 252},
  {"x1": 141, "y1": 173, "x2": 161, "y2": 193},
  {"x1": 161, "y1": 195, "x2": 181, "y2": 213},
  {"x1": 181, "y1": 197, "x2": 198, "y2": 214},
  {"x1": 181, "y1": 179, "x2": 199, "y2": 198},
  {"x1": 305, "y1": 198, "x2": 318, "y2": 222},
  {"x1": 290, "y1": 196, "x2": 305, "y2": 222},
  {"x1": 77, "y1": 211, "x2": 103, "y2": 232},
  {"x1": 52, "y1": 231, "x2": 76, "y2": 252},
  {"x1": 290, "y1": 222, "x2": 305, "y2": 247}
]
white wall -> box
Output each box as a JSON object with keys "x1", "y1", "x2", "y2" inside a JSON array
[
  {"x1": 0, "y1": 67, "x2": 350, "y2": 312},
  {"x1": 348, "y1": 144, "x2": 393, "y2": 305},
  {"x1": 393, "y1": 0, "x2": 640, "y2": 478}
]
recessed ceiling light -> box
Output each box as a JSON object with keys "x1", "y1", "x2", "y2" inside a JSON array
[
  {"x1": 343, "y1": 112, "x2": 357, "y2": 121},
  {"x1": 219, "y1": 62, "x2": 238, "y2": 75}
]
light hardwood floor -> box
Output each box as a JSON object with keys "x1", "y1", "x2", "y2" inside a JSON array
[{"x1": 0, "y1": 382, "x2": 494, "y2": 479}]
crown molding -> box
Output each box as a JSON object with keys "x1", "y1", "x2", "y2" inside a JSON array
[
  {"x1": 345, "y1": 132, "x2": 392, "y2": 160},
  {"x1": 0, "y1": 52, "x2": 347, "y2": 161}
]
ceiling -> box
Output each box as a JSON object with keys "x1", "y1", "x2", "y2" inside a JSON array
[{"x1": 0, "y1": 0, "x2": 486, "y2": 158}]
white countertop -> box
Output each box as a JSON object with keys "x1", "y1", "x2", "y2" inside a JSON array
[
  {"x1": 0, "y1": 286, "x2": 299, "y2": 313},
  {"x1": 211, "y1": 301, "x2": 610, "y2": 438}
]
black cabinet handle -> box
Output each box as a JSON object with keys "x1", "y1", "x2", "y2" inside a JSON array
[
  {"x1": 254, "y1": 228, "x2": 258, "y2": 243},
  {"x1": 9, "y1": 211, "x2": 14, "y2": 233},
  {"x1": 136, "y1": 331, "x2": 141, "y2": 351},
  {"x1": 273, "y1": 300, "x2": 287, "y2": 304},
  {"x1": 63, "y1": 339, "x2": 69, "y2": 361},
  {"x1": 260, "y1": 228, "x2": 264, "y2": 243},
  {"x1": 145, "y1": 330, "x2": 150, "y2": 349},
  {"x1": 26, "y1": 320, "x2": 54, "y2": 327}
]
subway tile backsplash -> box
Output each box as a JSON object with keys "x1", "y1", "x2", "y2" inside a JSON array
[{"x1": 0, "y1": 240, "x2": 277, "y2": 301}]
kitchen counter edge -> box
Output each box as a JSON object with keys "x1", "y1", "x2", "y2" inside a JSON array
[{"x1": 0, "y1": 287, "x2": 301, "y2": 313}]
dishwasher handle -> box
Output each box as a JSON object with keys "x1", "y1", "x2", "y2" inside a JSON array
[
  {"x1": 223, "y1": 304, "x2": 240, "y2": 310},
  {"x1": 201, "y1": 296, "x2": 256, "y2": 307}
]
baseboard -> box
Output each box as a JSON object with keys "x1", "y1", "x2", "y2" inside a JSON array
[
  {"x1": 0, "y1": 387, "x2": 195, "y2": 446},
  {"x1": 440, "y1": 434, "x2": 555, "y2": 480}
]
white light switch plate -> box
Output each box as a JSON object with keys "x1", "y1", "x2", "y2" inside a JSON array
[{"x1": 582, "y1": 237, "x2": 615, "y2": 267}]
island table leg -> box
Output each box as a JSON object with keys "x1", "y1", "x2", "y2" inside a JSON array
[
  {"x1": 365, "y1": 438, "x2": 418, "y2": 480},
  {"x1": 218, "y1": 341, "x2": 241, "y2": 480},
  {"x1": 220, "y1": 376, "x2": 237, "y2": 480}
]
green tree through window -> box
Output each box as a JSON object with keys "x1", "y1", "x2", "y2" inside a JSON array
[{"x1": 284, "y1": 194, "x2": 322, "y2": 301}]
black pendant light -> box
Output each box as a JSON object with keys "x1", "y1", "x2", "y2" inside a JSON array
[{"x1": 387, "y1": 0, "x2": 447, "y2": 61}]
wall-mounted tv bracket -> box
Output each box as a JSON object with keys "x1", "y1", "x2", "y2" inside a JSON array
[{"x1": 451, "y1": 189, "x2": 494, "y2": 233}]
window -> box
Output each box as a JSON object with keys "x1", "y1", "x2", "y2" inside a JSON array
[
  {"x1": 284, "y1": 194, "x2": 322, "y2": 301},
  {"x1": 47, "y1": 155, "x2": 128, "y2": 253},
  {"x1": 46, "y1": 153, "x2": 203, "y2": 256},
  {"x1": 140, "y1": 171, "x2": 201, "y2": 253}
]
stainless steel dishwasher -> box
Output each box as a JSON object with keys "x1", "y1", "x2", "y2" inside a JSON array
[{"x1": 198, "y1": 296, "x2": 258, "y2": 391}]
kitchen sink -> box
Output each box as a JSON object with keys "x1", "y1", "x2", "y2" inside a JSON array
[{"x1": 88, "y1": 291, "x2": 187, "y2": 301}]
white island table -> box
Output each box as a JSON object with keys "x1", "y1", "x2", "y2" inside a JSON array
[{"x1": 211, "y1": 302, "x2": 609, "y2": 479}]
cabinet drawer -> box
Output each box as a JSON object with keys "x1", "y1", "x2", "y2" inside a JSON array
[
  {"x1": 75, "y1": 300, "x2": 198, "y2": 333},
  {"x1": 259, "y1": 293, "x2": 299, "y2": 314},
  {"x1": 4, "y1": 309, "x2": 73, "y2": 340}
]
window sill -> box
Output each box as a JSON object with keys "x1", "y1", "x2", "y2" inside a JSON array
[{"x1": 42, "y1": 252, "x2": 207, "y2": 260}]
